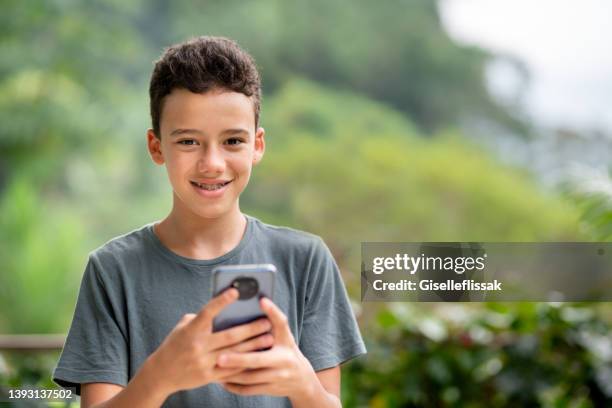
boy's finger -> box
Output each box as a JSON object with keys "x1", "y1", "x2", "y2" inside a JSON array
[
  {"x1": 221, "y1": 368, "x2": 277, "y2": 385},
  {"x1": 223, "y1": 333, "x2": 274, "y2": 353},
  {"x1": 260, "y1": 297, "x2": 293, "y2": 343},
  {"x1": 222, "y1": 382, "x2": 272, "y2": 397},
  {"x1": 193, "y1": 288, "x2": 239, "y2": 329},
  {"x1": 209, "y1": 319, "x2": 272, "y2": 350},
  {"x1": 212, "y1": 367, "x2": 245, "y2": 381},
  {"x1": 217, "y1": 350, "x2": 281, "y2": 369}
]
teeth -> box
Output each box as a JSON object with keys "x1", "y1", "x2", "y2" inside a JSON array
[{"x1": 193, "y1": 181, "x2": 228, "y2": 191}]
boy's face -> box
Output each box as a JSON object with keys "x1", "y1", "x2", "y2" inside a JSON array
[{"x1": 147, "y1": 88, "x2": 265, "y2": 220}]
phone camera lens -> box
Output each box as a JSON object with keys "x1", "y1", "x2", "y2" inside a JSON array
[{"x1": 231, "y1": 277, "x2": 259, "y2": 300}]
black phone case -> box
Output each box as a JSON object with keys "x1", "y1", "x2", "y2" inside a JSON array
[{"x1": 212, "y1": 264, "x2": 276, "y2": 332}]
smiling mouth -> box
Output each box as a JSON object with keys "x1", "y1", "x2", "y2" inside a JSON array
[{"x1": 190, "y1": 180, "x2": 232, "y2": 191}]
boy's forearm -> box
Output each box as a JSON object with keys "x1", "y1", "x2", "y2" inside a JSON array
[
  {"x1": 89, "y1": 358, "x2": 170, "y2": 408},
  {"x1": 289, "y1": 379, "x2": 342, "y2": 408}
]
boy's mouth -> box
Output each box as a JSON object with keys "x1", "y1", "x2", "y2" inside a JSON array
[{"x1": 190, "y1": 180, "x2": 232, "y2": 191}]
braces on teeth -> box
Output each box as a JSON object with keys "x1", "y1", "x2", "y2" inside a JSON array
[{"x1": 192, "y1": 181, "x2": 228, "y2": 191}]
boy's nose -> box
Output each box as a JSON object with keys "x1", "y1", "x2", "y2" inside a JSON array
[{"x1": 197, "y1": 147, "x2": 225, "y2": 174}]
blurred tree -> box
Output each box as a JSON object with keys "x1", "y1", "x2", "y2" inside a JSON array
[
  {"x1": 0, "y1": 0, "x2": 150, "y2": 190},
  {"x1": 564, "y1": 167, "x2": 612, "y2": 241},
  {"x1": 171, "y1": 0, "x2": 526, "y2": 135},
  {"x1": 245, "y1": 78, "x2": 585, "y2": 251},
  {"x1": 343, "y1": 302, "x2": 612, "y2": 407},
  {"x1": 242, "y1": 78, "x2": 587, "y2": 301},
  {"x1": 0, "y1": 3, "x2": 608, "y2": 406}
]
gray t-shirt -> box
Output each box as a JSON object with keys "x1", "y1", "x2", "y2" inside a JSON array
[{"x1": 53, "y1": 215, "x2": 366, "y2": 407}]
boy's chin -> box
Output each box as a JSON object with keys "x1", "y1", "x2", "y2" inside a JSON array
[
  {"x1": 187, "y1": 201, "x2": 240, "y2": 220},
  {"x1": 190, "y1": 206, "x2": 234, "y2": 220},
  {"x1": 172, "y1": 185, "x2": 243, "y2": 220}
]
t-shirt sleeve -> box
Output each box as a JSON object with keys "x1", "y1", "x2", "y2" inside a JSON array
[
  {"x1": 52, "y1": 254, "x2": 128, "y2": 395},
  {"x1": 298, "y1": 238, "x2": 367, "y2": 371}
]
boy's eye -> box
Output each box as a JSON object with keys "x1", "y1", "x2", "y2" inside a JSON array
[
  {"x1": 225, "y1": 138, "x2": 245, "y2": 146},
  {"x1": 178, "y1": 139, "x2": 197, "y2": 146}
]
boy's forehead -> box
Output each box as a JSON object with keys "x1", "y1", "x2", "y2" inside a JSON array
[{"x1": 160, "y1": 88, "x2": 255, "y2": 135}]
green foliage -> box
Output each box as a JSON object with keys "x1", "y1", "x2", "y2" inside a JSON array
[
  {"x1": 0, "y1": 352, "x2": 60, "y2": 390},
  {"x1": 0, "y1": 177, "x2": 86, "y2": 333},
  {"x1": 566, "y1": 180, "x2": 612, "y2": 241},
  {"x1": 0, "y1": 0, "x2": 151, "y2": 189},
  {"x1": 0, "y1": 351, "x2": 76, "y2": 407},
  {"x1": 245, "y1": 79, "x2": 585, "y2": 269},
  {"x1": 0, "y1": 2, "x2": 608, "y2": 406},
  {"x1": 343, "y1": 302, "x2": 612, "y2": 407},
  {"x1": 170, "y1": 0, "x2": 524, "y2": 134}
]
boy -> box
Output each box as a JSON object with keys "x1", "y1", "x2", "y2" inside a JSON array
[{"x1": 53, "y1": 36, "x2": 366, "y2": 407}]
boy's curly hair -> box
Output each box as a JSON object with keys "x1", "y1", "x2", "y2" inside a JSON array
[{"x1": 149, "y1": 36, "x2": 261, "y2": 137}]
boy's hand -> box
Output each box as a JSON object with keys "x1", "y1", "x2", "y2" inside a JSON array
[
  {"x1": 217, "y1": 298, "x2": 320, "y2": 401},
  {"x1": 147, "y1": 288, "x2": 274, "y2": 396}
]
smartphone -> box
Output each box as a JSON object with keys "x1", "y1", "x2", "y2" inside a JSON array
[{"x1": 212, "y1": 264, "x2": 276, "y2": 332}]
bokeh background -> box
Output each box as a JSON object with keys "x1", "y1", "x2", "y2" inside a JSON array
[{"x1": 1, "y1": 0, "x2": 612, "y2": 406}]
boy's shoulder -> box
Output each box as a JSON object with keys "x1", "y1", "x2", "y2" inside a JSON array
[
  {"x1": 88, "y1": 216, "x2": 328, "y2": 266},
  {"x1": 248, "y1": 215, "x2": 324, "y2": 250},
  {"x1": 87, "y1": 223, "x2": 151, "y2": 267}
]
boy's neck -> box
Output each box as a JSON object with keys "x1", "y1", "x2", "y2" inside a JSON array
[{"x1": 154, "y1": 200, "x2": 247, "y2": 260}]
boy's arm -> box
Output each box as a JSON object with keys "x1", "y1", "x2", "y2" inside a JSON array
[
  {"x1": 308, "y1": 366, "x2": 342, "y2": 408},
  {"x1": 78, "y1": 289, "x2": 273, "y2": 408},
  {"x1": 81, "y1": 384, "x2": 124, "y2": 407},
  {"x1": 219, "y1": 298, "x2": 342, "y2": 407},
  {"x1": 315, "y1": 366, "x2": 341, "y2": 398},
  {"x1": 81, "y1": 358, "x2": 167, "y2": 408},
  {"x1": 81, "y1": 343, "x2": 341, "y2": 408}
]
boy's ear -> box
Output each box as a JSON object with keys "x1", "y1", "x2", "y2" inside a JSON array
[
  {"x1": 253, "y1": 127, "x2": 265, "y2": 165},
  {"x1": 147, "y1": 129, "x2": 165, "y2": 165}
]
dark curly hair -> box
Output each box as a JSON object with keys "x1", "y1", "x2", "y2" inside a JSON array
[{"x1": 149, "y1": 36, "x2": 261, "y2": 138}]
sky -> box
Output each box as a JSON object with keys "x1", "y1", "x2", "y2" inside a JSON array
[{"x1": 439, "y1": 0, "x2": 612, "y2": 132}]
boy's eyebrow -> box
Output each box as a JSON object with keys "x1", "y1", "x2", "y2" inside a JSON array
[
  {"x1": 220, "y1": 128, "x2": 250, "y2": 137},
  {"x1": 169, "y1": 128, "x2": 250, "y2": 137},
  {"x1": 169, "y1": 128, "x2": 203, "y2": 137}
]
